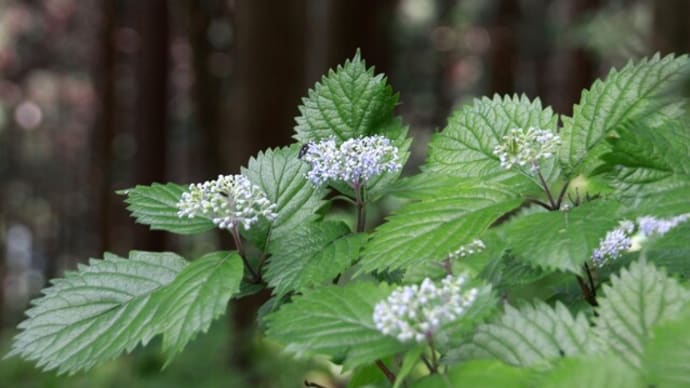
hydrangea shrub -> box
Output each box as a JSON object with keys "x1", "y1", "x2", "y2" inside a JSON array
[{"x1": 8, "y1": 51, "x2": 690, "y2": 387}]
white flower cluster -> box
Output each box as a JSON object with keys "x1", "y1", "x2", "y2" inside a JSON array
[
  {"x1": 177, "y1": 174, "x2": 277, "y2": 231},
  {"x1": 448, "y1": 239, "x2": 485, "y2": 260},
  {"x1": 592, "y1": 214, "x2": 690, "y2": 266},
  {"x1": 492, "y1": 127, "x2": 561, "y2": 173},
  {"x1": 301, "y1": 135, "x2": 402, "y2": 187},
  {"x1": 373, "y1": 275, "x2": 479, "y2": 343}
]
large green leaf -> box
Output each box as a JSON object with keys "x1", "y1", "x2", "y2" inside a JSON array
[
  {"x1": 8, "y1": 251, "x2": 188, "y2": 374},
  {"x1": 264, "y1": 282, "x2": 406, "y2": 369},
  {"x1": 265, "y1": 221, "x2": 366, "y2": 297},
  {"x1": 538, "y1": 355, "x2": 643, "y2": 388},
  {"x1": 458, "y1": 301, "x2": 599, "y2": 367},
  {"x1": 120, "y1": 183, "x2": 214, "y2": 234},
  {"x1": 425, "y1": 94, "x2": 559, "y2": 190},
  {"x1": 361, "y1": 183, "x2": 522, "y2": 274},
  {"x1": 413, "y1": 360, "x2": 533, "y2": 388},
  {"x1": 242, "y1": 145, "x2": 327, "y2": 246},
  {"x1": 157, "y1": 251, "x2": 243, "y2": 363},
  {"x1": 643, "y1": 222, "x2": 690, "y2": 279},
  {"x1": 293, "y1": 50, "x2": 398, "y2": 142},
  {"x1": 500, "y1": 200, "x2": 623, "y2": 273},
  {"x1": 643, "y1": 305, "x2": 690, "y2": 387},
  {"x1": 603, "y1": 119, "x2": 690, "y2": 178},
  {"x1": 560, "y1": 53, "x2": 689, "y2": 172},
  {"x1": 594, "y1": 260, "x2": 690, "y2": 368}
]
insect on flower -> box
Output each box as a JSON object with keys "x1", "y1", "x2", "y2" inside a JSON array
[{"x1": 298, "y1": 143, "x2": 311, "y2": 159}]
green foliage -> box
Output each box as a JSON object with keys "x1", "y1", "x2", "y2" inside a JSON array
[
  {"x1": 426, "y1": 94, "x2": 559, "y2": 189},
  {"x1": 265, "y1": 221, "x2": 366, "y2": 297},
  {"x1": 643, "y1": 306, "x2": 690, "y2": 387},
  {"x1": 242, "y1": 145, "x2": 327, "y2": 246},
  {"x1": 156, "y1": 251, "x2": 243, "y2": 363},
  {"x1": 264, "y1": 282, "x2": 406, "y2": 369},
  {"x1": 8, "y1": 252, "x2": 188, "y2": 374},
  {"x1": 361, "y1": 183, "x2": 522, "y2": 273},
  {"x1": 458, "y1": 301, "x2": 599, "y2": 367},
  {"x1": 120, "y1": 183, "x2": 214, "y2": 234},
  {"x1": 10, "y1": 51, "x2": 690, "y2": 385},
  {"x1": 500, "y1": 200, "x2": 623, "y2": 273},
  {"x1": 293, "y1": 49, "x2": 398, "y2": 142},
  {"x1": 560, "y1": 53, "x2": 689, "y2": 173},
  {"x1": 594, "y1": 260, "x2": 690, "y2": 368}
]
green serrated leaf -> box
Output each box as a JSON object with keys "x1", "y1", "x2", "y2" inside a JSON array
[
  {"x1": 458, "y1": 301, "x2": 600, "y2": 367},
  {"x1": 539, "y1": 355, "x2": 643, "y2": 388},
  {"x1": 361, "y1": 183, "x2": 522, "y2": 274},
  {"x1": 242, "y1": 145, "x2": 327, "y2": 247},
  {"x1": 265, "y1": 221, "x2": 366, "y2": 297},
  {"x1": 425, "y1": 94, "x2": 559, "y2": 190},
  {"x1": 8, "y1": 251, "x2": 188, "y2": 374},
  {"x1": 120, "y1": 183, "x2": 214, "y2": 234},
  {"x1": 294, "y1": 50, "x2": 398, "y2": 142},
  {"x1": 413, "y1": 360, "x2": 533, "y2": 388},
  {"x1": 265, "y1": 282, "x2": 407, "y2": 369},
  {"x1": 594, "y1": 260, "x2": 690, "y2": 368},
  {"x1": 560, "y1": 53, "x2": 689, "y2": 172},
  {"x1": 643, "y1": 222, "x2": 690, "y2": 279},
  {"x1": 643, "y1": 305, "x2": 690, "y2": 387},
  {"x1": 157, "y1": 251, "x2": 243, "y2": 363},
  {"x1": 501, "y1": 200, "x2": 623, "y2": 273}
]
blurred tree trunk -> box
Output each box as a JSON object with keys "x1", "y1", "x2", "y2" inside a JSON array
[
  {"x1": 94, "y1": 0, "x2": 116, "y2": 254},
  {"x1": 653, "y1": 0, "x2": 690, "y2": 54},
  {"x1": 488, "y1": 0, "x2": 520, "y2": 94},
  {"x1": 132, "y1": 0, "x2": 169, "y2": 251}
]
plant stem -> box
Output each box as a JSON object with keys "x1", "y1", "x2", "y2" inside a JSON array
[
  {"x1": 576, "y1": 275, "x2": 598, "y2": 307},
  {"x1": 354, "y1": 181, "x2": 366, "y2": 233},
  {"x1": 584, "y1": 262, "x2": 597, "y2": 301},
  {"x1": 426, "y1": 334, "x2": 439, "y2": 374},
  {"x1": 555, "y1": 179, "x2": 570, "y2": 209},
  {"x1": 535, "y1": 167, "x2": 557, "y2": 210},
  {"x1": 230, "y1": 226, "x2": 259, "y2": 282},
  {"x1": 420, "y1": 354, "x2": 434, "y2": 373},
  {"x1": 375, "y1": 359, "x2": 397, "y2": 384}
]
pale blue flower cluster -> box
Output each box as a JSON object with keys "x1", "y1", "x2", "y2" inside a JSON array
[
  {"x1": 637, "y1": 214, "x2": 690, "y2": 237},
  {"x1": 373, "y1": 275, "x2": 478, "y2": 343},
  {"x1": 592, "y1": 220, "x2": 634, "y2": 266},
  {"x1": 448, "y1": 239, "x2": 485, "y2": 260},
  {"x1": 301, "y1": 135, "x2": 402, "y2": 187},
  {"x1": 592, "y1": 214, "x2": 690, "y2": 266},
  {"x1": 492, "y1": 127, "x2": 561, "y2": 173},
  {"x1": 177, "y1": 174, "x2": 277, "y2": 231}
]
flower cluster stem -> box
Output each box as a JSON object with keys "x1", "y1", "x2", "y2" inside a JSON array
[
  {"x1": 230, "y1": 226, "x2": 260, "y2": 282},
  {"x1": 354, "y1": 181, "x2": 367, "y2": 233},
  {"x1": 375, "y1": 359, "x2": 397, "y2": 384},
  {"x1": 426, "y1": 334, "x2": 439, "y2": 373}
]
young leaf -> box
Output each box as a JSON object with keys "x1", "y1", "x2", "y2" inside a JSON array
[
  {"x1": 594, "y1": 260, "x2": 690, "y2": 368},
  {"x1": 425, "y1": 94, "x2": 559, "y2": 190},
  {"x1": 8, "y1": 251, "x2": 188, "y2": 374},
  {"x1": 265, "y1": 282, "x2": 407, "y2": 369},
  {"x1": 500, "y1": 200, "x2": 623, "y2": 273},
  {"x1": 242, "y1": 145, "x2": 327, "y2": 246},
  {"x1": 265, "y1": 221, "x2": 366, "y2": 297},
  {"x1": 157, "y1": 251, "x2": 243, "y2": 363},
  {"x1": 642, "y1": 306, "x2": 690, "y2": 387},
  {"x1": 294, "y1": 50, "x2": 398, "y2": 143},
  {"x1": 560, "y1": 53, "x2": 689, "y2": 172},
  {"x1": 120, "y1": 183, "x2": 214, "y2": 234},
  {"x1": 458, "y1": 301, "x2": 599, "y2": 367},
  {"x1": 361, "y1": 183, "x2": 522, "y2": 274}
]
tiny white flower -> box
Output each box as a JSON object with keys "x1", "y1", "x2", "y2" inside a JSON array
[
  {"x1": 372, "y1": 274, "x2": 479, "y2": 343},
  {"x1": 448, "y1": 239, "x2": 485, "y2": 260},
  {"x1": 302, "y1": 135, "x2": 402, "y2": 187},
  {"x1": 492, "y1": 127, "x2": 560, "y2": 174},
  {"x1": 637, "y1": 214, "x2": 690, "y2": 237},
  {"x1": 177, "y1": 174, "x2": 277, "y2": 231}
]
